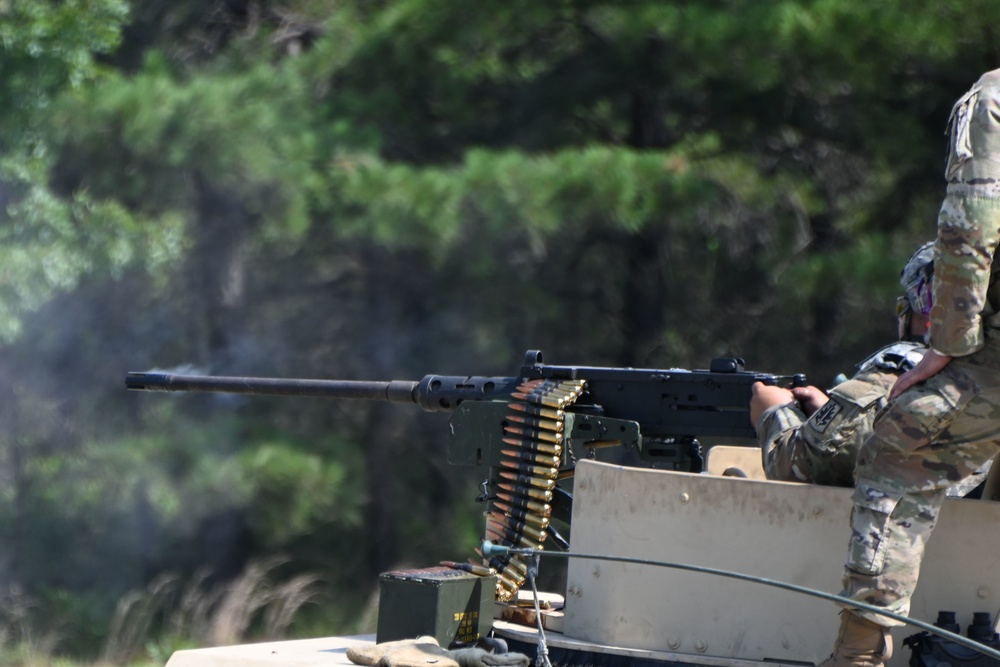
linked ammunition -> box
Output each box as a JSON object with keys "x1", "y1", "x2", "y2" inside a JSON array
[
  {"x1": 486, "y1": 560, "x2": 526, "y2": 589},
  {"x1": 500, "y1": 569, "x2": 526, "y2": 586},
  {"x1": 497, "y1": 485, "x2": 553, "y2": 511},
  {"x1": 440, "y1": 560, "x2": 496, "y2": 577},
  {"x1": 503, "y1": 559, "x2": 528, "y2": 577},
  {"x1": 511, "y1": 391, "x2": 569, "y2": 409},
  {"x1": 535, "y1": 389, "x2": 583, "y2": 405},
  {"x1": 500, "y1": 459, "x2": 559, "y2": 477},
  {"x1": 489, "y1": 511, "x2": 546, "y2": 541},
  {"x1": 500, "y1": 447, "x2": 560, "y2": 467},
  {"x1": 516, "y1": 383, "x2": 580, "y2": 400},
  {"x1": 477, "y1": 551, "x2": 528, "y2": 575},
  {"x1": 497, "y1": 470, "x2": 556, "y2": 490},
  {"x1": 501, "y1": 433, "x2": 561, "y2": 450},
  {"x1": 474, "y1": 555, "x2": 510, "y2": 575},
  {"x1": 496, "y1": 490, "x2": 551, "y2": 516},
  {"x1": 497, "y1": 570, "x2": 523, "y2": 590},
  {"x1": 493, "y1": 499, "x2": 550, "y2": 527},
  {"x1": 487, "y1": 524, "x2": 541, "y2": 550},
  {"x1": 496, "y1": 459, "x2": 559, "y2": 478},
  {"x1": 508, "y1": 403, "x2": 564, "y2": 420},
  {"x1": 519, "y1": 378, "x2": 584, "y2": 391},
  {"x1": 487, "y1": 517, "x2": 546, "y2": 546},
  {"x1": 477, "y1": 557, "x2": 526, "y2": 583},
  {"x1": 506, "y1": 413, "x2": 565, "y2": 433},
  {"x1": 500, "y1": 436, "x2": 561, "y2": 455},
  {"x1": 497, "y1": 481, "x2": 553, "y2": 502},
  {"x1": 503, "y1": 425, "x2": 562, "y2": 443},
  {"x1": 500, "y1": 457, "x2": 560, "y2": 474}
]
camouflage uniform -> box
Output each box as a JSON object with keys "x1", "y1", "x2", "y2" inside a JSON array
[
  {"x1": 758, "y1": 343, "x2": 925, "y2": 486},
  {"x1": 841, "y1": 69, "x2": 1000, "y2": 627}
]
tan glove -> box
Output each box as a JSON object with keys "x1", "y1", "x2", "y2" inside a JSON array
[
  {"x1": 447, "y1": 647, "x2": 530, "y2": 667},
  {"x1": 348, "y1": 637, "x2": 459, "y2": 667}
]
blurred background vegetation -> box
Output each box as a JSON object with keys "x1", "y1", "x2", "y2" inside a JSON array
[{"x1": 0, "y1": 0, "x2": 996, "y2": 664}]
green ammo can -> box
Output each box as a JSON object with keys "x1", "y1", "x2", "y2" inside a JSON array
[{"x1": 376, "y1": 566, "x2": 496, "y2": 647}]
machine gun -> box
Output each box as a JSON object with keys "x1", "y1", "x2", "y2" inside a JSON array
[
  {"x1": 126, "y1": 350, "x2": 804, "y2": 599},
  {"x1": 126, "y1": 349, "x2": 804, "y2": 469}
]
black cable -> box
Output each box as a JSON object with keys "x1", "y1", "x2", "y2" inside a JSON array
[{"x1": 483, "y1": 541, "x2": 1000, "y2": 660}]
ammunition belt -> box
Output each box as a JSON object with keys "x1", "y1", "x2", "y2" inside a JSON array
[{"x1": 485, "y1": 378, "x2": 584, "y2": 602}]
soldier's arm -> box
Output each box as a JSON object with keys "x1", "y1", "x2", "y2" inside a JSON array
[
  {"x1": 930, "y1": 82, "x2": 1000, "y2": 357},
  {"x1": 929, "y1": 215, "x2": 998, "y2": 356}
]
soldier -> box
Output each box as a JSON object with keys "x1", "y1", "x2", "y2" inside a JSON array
[
  {"x1": 819, "y1": 68, "x2": 1000, "y2": 667},
  {"x1": 749, "y1": 243, "x2": 933, "y2": 487}
]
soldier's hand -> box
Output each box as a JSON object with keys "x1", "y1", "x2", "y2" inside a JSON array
[
  {"x1": 749, "y1": 382, "x2": 795, "y2": 427},
  {"x1": 889, "y1": 349, "x2": 952, "y2": 401},
  {"x1": 791, "y1": 385, "x2": 829, "y2": 417}
]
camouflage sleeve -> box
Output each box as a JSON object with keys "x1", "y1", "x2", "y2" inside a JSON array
[
  {"x1": 756, "y1": 403, "x2": 806, "y2": 451},
  {"x1": 757, "y1": 402, "x2": 816, "y2": 482},
  {"x1": 930, "y1": 77, "x2": 1000, "y2": 356},
  {"x1": 929, "y1": 194, "x2": 1000, "y2": 356}
]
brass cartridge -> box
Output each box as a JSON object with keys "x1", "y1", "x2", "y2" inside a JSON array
[
  {"x1": 508, "y1": 403, "x2": 564, "y2": 421},
  {"x1": 506, "y1": 413, "x2": 565, "y2": 433},
  {"x1": 492, "y1": 500, "x2": 549, "y2": 528},
  {"x1": 496, "y1": 491, "x2": 551, "y2": 516},
  {"x1": 489, "y1": 511, "x2": 546, "y2": 541},
  {"x1": 500, "y1": 447, "x2": 560, "y2": 467},
  {"x1": 496, "y1": 459, "x2": 559, "y2": 478},
  {"x1": 511, "y1": 391, "x2": 569, "y2": 409},
  {"x1": 497, "y1": 470, "x2": 556, "y2": 490},
  {"x1": 500, "y1": 436, "x2": 561, "y2": 455},
  {"x1": 497, "y1": 482, "x2": 553, "y2": 503},
  {"x1": 503, "y1": 426, "x2": 562, "y2": 443}
]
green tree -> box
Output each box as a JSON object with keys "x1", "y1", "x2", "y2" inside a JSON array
[
  {"x1": 3, "y1": 0, "x2": 1000, "y2": 660},
  {"x1": 0, "y1": 1, "x2": 158, "y2": 343}
]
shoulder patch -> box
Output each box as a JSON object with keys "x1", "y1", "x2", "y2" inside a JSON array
[
  {"x1": 811, "y1": 400, "x2": 843, "y2": 433},
  {"x1": 830, "y1": 375, "x2": 893, "y2": 408}
]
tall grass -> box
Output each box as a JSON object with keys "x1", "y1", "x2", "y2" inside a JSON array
[
  {"x1": 105, "y1": 556, "x2": 325, "y2": 665},
  {"x1": 0, "y1": 557, "x2": 326, "y2": 667},
  {"x1": 0, "y1": 585, "x2": 66, "y2": 666}
]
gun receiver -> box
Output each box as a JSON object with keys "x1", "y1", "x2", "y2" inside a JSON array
[{"x1": 517, "y1": 351, "x2": 805, "y2": 441}]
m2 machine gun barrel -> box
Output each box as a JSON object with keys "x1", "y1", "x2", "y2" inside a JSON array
[
  {"x1": 125, "y1": 350, "x2": 805, "y2": 469},
  {"x1": 124, "y1": 371, "x2": 521, "y2": 412}
]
